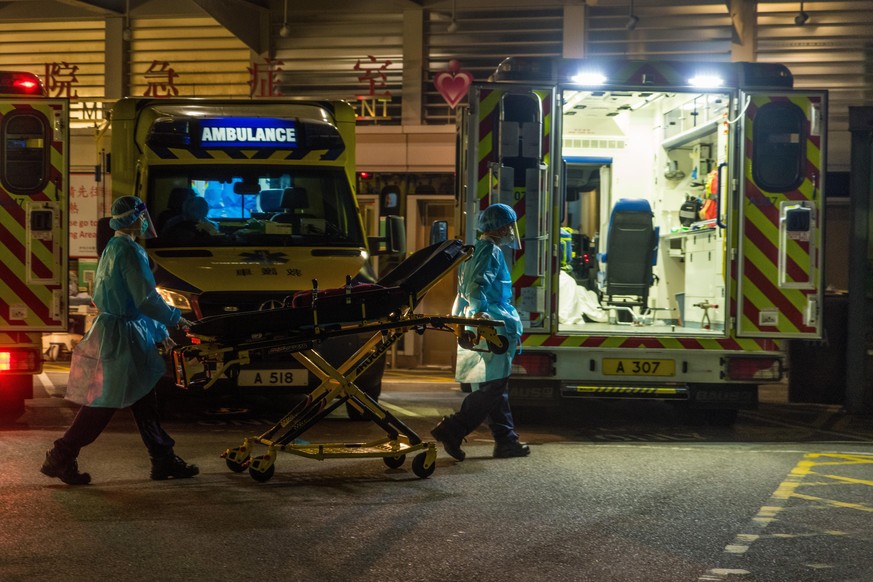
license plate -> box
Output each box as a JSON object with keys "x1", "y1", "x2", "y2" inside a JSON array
[
  {"x1": 602, "y1": 358, "x2": 675, "y2": 376},
  {"x1": 237, "y1": 369, "x2": 308, "y2": 387}
]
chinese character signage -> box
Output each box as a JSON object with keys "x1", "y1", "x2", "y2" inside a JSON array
[
  {"x1": 69, "y1": 173, "x2": 103, "y2": 258},
  {"x1": 143, "y1": 60, "x2": 179, "y2": 97},
  {"x1": 248, "y1": 58, "x2": 284, "y2": 97},
  {"x1": 354, "y1": 55, "x2": 392, "y2": 120},
  {"x1": 44, "y1": 62, "x2": 79, "y2": 98}
]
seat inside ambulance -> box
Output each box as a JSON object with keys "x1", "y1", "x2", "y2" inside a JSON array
[{"x1": 598, "y1": 198, "x2": 659, "y2": 310}]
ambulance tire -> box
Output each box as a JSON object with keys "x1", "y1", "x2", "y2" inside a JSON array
[{"x1": 0, "y1": 375, "x2": 32, "y2": 425}]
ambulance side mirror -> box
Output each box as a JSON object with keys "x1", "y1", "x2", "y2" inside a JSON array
[
  {"x1": 429, "y1": 220, "x2": 448, "y2": 244},
  {"x1": 368, "y1": 215, "x2": 406, "y2": 256}
]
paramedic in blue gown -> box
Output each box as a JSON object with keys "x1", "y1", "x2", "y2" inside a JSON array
[
  {"x1": 40, "y1": 196, "x2": 199, "y2": 485},
  {"x1": 431, "y1": 203, "x2": 531, "y2": 460}
]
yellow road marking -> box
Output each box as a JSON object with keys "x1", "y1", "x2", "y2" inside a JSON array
[
  {"x1": 702, "y1": 452, "x2": 873, "y2": 580},
  {"x1": 789, "y1": 493, "x2": 873, "y2": 513},
  {"x1": 379, "y1": 401, "x2": 420, "y2": 418}
]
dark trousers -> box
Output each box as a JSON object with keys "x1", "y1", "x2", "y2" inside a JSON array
[
  {"x1": 447, "y1": 376, "x2": 518, "y2": 444},
  {"x1": 52, "y1": 389, "x2": 175, "y2": 462}
]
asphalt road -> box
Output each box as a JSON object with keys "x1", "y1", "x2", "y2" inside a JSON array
[{"x1": 1, "y1": 366, "x2": 872, "y2": 581}]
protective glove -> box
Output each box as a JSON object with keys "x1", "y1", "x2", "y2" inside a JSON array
[{"x1": 177, "y1": 317, "x2": 194, "y2": 330}]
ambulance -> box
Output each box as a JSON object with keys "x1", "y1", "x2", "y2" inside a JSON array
[
  {"x1": 108, "y1": 98, "x2": 400, "y2": 409},
  {"x1": 0, "y1": 71, "x2": 69, "y2": 422},
  {"x1": 457, "y1": 58, "x2": 825, "y2": 423}
]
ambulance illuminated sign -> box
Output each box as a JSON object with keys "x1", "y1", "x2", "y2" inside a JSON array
[{"x1": 199, "y1": 118, "x2": 297, "y2": 148}]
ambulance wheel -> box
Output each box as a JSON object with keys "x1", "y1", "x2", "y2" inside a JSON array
[
  {"x1": 249, "y1": 462, "x2": 275, "y2": 483},
  {"x1": 411, "y1": 452, "x2": 435, "y2": 479},
  {"x1": 383, "y1": 454, "x2": 406, "y2": 469},
  {"x1": 226, "y1": 456, "x2": 249, "y2": 473}
]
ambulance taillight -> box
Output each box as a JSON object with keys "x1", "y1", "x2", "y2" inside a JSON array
[
  {"x1": 724, "y1": 356, "x2": 783, "y2": 382},
  {"x1": 0, "y1": 71, "x2": 46, "y2": 96},
  {"x1": 0, "y1": 349, "x2": 41, "y2": 374}
]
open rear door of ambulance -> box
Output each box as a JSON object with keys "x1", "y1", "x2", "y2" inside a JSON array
[
  {"x1": 463, "y1": 83, "x2": 556, "y2": 331},
  {"x1": 736, "y1": 91, "x2": 827, "y2": 339}
]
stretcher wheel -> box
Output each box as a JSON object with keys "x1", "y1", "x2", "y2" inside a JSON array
[
  {"x1": 487, "y1": 335, "x2": 509, "y2": 355},
  {"x1": 458, "y1": 330, "x2": 477, "y2": 350},
  {"x1": 411, "y1": 452, "x2": 435, "y2": 479},
  {"x1": 226, "y1": 456, "x2": 249, "y2": 473},
  {"x1": 383, "y1": 454, "x2": 406, "y2": 469},
  {"x1": 249, "y1": 460, "x2": 275, "y2": 483}
]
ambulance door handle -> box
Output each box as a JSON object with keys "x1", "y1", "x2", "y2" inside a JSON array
[{"x1": 716, "y1": 162, "x2": 727, "y2": 230}]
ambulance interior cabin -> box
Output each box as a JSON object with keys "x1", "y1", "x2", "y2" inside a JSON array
[
  {"x1": 558, "y1": 86, "x2": 730, "y2": 336},
  {"x1": 144, "y1": 166, "x2": 365, "y2": 249}
]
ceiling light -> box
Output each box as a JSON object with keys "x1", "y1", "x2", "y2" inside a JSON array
[
  {"x1": 571, "y1": 72, "x2": 607, "y2": 85},
  {"x1": 123, "y1": 0, "x2": 131, "y2": 41},
  {"x1": 795, "y1": 1, "x2": 809, "y2": 25},
  {"x1": 279, "y1": 0, "x2": 290, "y2": 37},
  {"x1": 626, "y1": 0, "x2": 638, "y2": 30},
  {"x1": 447, "y1": 0, "x2": 458, "y2": 33},
  {"x1": 688, "y1": 74, "x2": 724, "y2": 88}
]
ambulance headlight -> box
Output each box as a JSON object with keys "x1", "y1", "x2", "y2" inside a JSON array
[
  {"x1": 570, "y1": 71, "x2": 606, "y2": 86},
  {"x1": 157, "y1": 288, "x2": 193, "y2": 311},
  {"x1": 688, "y1": 74, "x2": 724, "y2": 88}
]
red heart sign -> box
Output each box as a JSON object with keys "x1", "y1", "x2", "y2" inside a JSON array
[{"x1": 434, "y1": 71, "x2": 474, "y2": 109}]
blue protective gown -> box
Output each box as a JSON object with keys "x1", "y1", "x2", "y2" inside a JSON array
[
  {"x1": 453, "y1": 238, "x2": 523, "y2": 385},
  {"x1": 66, "y1": 233, "x2": 181, "y2": 408}
]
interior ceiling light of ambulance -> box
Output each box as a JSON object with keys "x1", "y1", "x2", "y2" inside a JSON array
[{"x1": 562, "y1": 90, "x2": 668, "y2": 117}]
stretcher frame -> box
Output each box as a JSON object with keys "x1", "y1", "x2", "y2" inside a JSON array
[{"x1": 171, "y1": 241, "x2": 507, "y2": 481}]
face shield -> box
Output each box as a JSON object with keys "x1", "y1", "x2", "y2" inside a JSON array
[
  {"x1": 110, "y1": 199, "x2": 157, "y2": 239},
  {"x1": 136, "y1": 206, "x2": 158, "y2": 239},
  {"x1": 503, "y1": 221, "x2": 521, "y2": 250}
]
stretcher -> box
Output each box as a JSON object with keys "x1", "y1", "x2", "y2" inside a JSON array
[{"x1": 171, "y1": 239, "x2": 507, "y2": 481}]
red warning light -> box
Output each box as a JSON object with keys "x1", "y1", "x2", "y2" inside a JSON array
[
  {"x1": 14, "y1": 79, "x2": 39, "y2": 91},
  {"x1": 0, "y1": 72, "x2": 46, "y2": 96},
  {"x1": 359, "y1": 171, "x2": 370, "y2": 179}
]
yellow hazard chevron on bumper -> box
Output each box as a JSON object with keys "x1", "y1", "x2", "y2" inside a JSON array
[{"x1": 564, "y1": 385, "x2": 688, "y2": 399}]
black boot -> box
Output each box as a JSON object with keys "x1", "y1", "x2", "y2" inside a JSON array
[
  {"x1": 493, "y1": 441, "x2": 531, "y2": 459},
  {"x1": 40, "y1": 450, "x2": 91, "y2": 485},
  {"x1": 430, "y1": 416, "x2": 466, "y2": 461},
  {"x1": 150, "y1": 455, "x2": 199, "y2": 481}
]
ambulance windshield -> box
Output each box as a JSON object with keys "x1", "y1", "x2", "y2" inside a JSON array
[{"x1": 145, "y1": 165, "x2": 365, "y2": 248}]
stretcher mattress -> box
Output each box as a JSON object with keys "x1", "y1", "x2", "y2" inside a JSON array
[{"x1": 189, "y1": 239, "x2": 467, "y2": 341}]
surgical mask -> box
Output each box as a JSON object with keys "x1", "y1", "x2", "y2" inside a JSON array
[
  {"x1": 495, "y1": 223, "x2": 521, "y2": 250},
  {"x1": 139, "y1": 216, "x2": 150, "y2": 236},
  {"x1": 497, "y1": 233, "x2": 515, "y2": 247}
]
